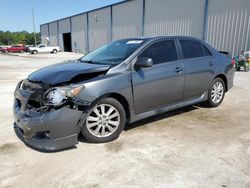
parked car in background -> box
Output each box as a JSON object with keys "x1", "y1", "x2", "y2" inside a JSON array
[
  {"x1": 13, "y1": 36, "x2": 235, "y2": 151},
  {"x1": 29, "y1": 44, "x2": 60, "y2": 54},
  {"x1": 0, "y1": 45, "x2": 28, "y2": 53},
  {"x1": 0, "y1": 46, "x2": 7, "y2": 53}
]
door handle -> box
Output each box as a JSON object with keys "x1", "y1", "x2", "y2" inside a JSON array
[
  {"x1": 209, "y1": 62, "x2": 215, "y2": 66},
  {"x1": 174, "y1": 67, "x2": 183, "y2": 73}
]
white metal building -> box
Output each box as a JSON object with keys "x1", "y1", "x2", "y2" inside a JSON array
[{"x1": 40, "y1": 0, "x2": 250, "y2": 56}]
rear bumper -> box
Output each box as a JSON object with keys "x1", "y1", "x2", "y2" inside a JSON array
[
  {"x1": 13, "y1": 97, "x2": 85, "y2": 151},
  {"x1": 227, "y1": 66, "x2": 235, "y2": 91}
]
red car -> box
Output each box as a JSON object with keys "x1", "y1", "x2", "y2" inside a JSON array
[{"x1": 1, "y1": 45, "x2": 28, "y2": 53}]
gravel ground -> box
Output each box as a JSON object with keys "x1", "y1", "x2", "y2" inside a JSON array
[{"x1": 0, "y1": 52, "x2": 249, "y2": 188}]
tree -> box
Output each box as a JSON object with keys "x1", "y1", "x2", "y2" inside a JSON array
[{"x1": 0, "y1": 30, "x2": 41, "y2": 46}]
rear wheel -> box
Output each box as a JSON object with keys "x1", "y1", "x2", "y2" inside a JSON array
[
  {"x1": 206, "y1": 78, "x2": 225, "y2": 107},
  {"x1": 81, "y1": 98, "x2": 126, "y2": 143},
  {"x1": 32, "y1": 50, "x2": 38, "y2": 54},
  {"x1": 52, "y1": 49, "x2": 57, "y2": 54}
]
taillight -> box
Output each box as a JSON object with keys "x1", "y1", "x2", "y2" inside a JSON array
[{"x1": 231, "y1": 59, "x2": 236, "y2": 65}]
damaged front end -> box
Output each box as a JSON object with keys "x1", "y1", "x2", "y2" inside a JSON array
[{"x1": 13, "y1": 79, "x2": 90, "y2": 151}]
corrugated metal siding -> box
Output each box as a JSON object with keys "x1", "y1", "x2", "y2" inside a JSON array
[
  {"x1": 48, "y1": 22, "x2": 58, "y2": 46},
  {"x1": 41, "y1": 25, "x2": 49, "y2": 45},
  {"x1": 112, "y1": 0, "x2": 143, "y2": 40},
  {"x1": 58, "y1": 18, "x2": 71, "y2": 50},
  {"x1": 71, "y1": 14, "x2": 88, "y2": 53},
  {"x1": 144, "y1": 0, "x2": 205, "y2": 38},
  {"x1": 205, "y1": 0, "x2": 250, "y2": 56},
  {"x1": 88, "y1": 7, "x2": 111, "y2": 51},
  {"x1": 58, "y1": 18, "x2": 71, "y2": 33},
  {"x1": 40, "y1": 0, "x2": 250, "y2": 55}
]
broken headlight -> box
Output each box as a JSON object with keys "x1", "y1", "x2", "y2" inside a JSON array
[{"x1": 44, "y1": 85, "x2": 84, "y2": 106}]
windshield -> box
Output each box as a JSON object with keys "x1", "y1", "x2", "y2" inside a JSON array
[{"x1": 80, "y1": 39, "x2": 146, "y2": 65}]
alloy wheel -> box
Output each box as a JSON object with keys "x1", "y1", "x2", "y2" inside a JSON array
[
  {"x1": 86, "y1": 104, "x2": 120, "y2": 138},
  {"x1": 211, "y1": 81, "x2": 224, "y2": 104}
]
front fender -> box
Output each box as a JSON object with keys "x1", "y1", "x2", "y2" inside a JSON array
[{"x1": 76, "y1": 72, "x2": 134, "y2": 111}]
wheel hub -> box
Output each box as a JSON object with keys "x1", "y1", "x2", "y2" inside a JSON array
[
  {"x1": 211, "y1": 81, "x2": 224, "y2": 104},
  {"x1": 86, "y1": 104, "x2": 120, "y2": 138}
]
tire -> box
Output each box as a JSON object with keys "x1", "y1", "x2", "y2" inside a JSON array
[
  {"x1": 4, "y1": 50, "x2": 8, "y2": 53},
  {"x1": 32, "y1": 50, "x2": 38, "y2": 54},
  {"x1": 206, "y1": 78, "x2": 225, "y2": 107},
  {"x1": 245, "y1": 67, "x2": 249, "y2": 72},
  {"x1": 81, "y1": 98, "x2": 126, "y2": 143},
  {"x1": 52, "y1": 49, "x2": 57, "y2": 54},
  {"x1": 20, "y1": 50, "x2": 24, "y2": 53}
]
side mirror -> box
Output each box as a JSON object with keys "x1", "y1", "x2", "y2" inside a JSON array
[{"x1": 134, "y1": 57, "x2": 153, "y2": 69}]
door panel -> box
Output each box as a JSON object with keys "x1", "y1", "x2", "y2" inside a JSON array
[
  {"x1": 40, "y1": 47, "x2": 46, "y2": 52},
  {"x1": 182, "y1": 56, "x2": 215, "y2": 100},
  {"x1": 132, "y1": 60, "x2": 184, "y2": 114},
  {"x1": 179, "y1": 39, "x2": 215, "y2": 100}
]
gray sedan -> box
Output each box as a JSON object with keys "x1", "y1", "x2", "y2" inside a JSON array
[{"x1": 13, "y1": 36, "x2": 234, "y2": 151}]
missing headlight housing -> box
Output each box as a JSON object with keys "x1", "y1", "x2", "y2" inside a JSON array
[
  {"x1": 44, "y1": 85, "x2": 84, "y2": 106},
  {"x1": 46, "y1": 88, "x2": 66, "y2": 105}
]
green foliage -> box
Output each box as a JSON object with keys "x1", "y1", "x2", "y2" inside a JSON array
[{"x1": 0, "y1": 31, "x2": 41, "y2": 46}]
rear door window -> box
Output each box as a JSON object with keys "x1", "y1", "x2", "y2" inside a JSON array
[
  {"x1": 202, "y1": 45, "x2": 212, "y2": 56},
  {"x1": 139, "y1": 40, "x2": 177, "y2": 64},
  {"x1": 180, "y1": 40, "x2": 204, "y2": 59}
]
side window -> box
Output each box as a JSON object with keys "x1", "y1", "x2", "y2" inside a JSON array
[
  {"x1": 180, "y1": 40, "x2": 204, "y2": 59},
  {"x1": 203, "y1": 45, "x2": 212, "y2": 56},
  {"x1": 139, "y1": 40, "x2": 177, "y2": 64}
]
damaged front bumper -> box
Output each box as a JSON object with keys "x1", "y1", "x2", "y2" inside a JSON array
[{"x1": 13, "y1": 84, "x2": 87, "y2": 151}]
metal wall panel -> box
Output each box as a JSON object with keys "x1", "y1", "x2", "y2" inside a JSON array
[
  {"x1": 144, "y1": 0, "x2": 205, "y2": 38},
  {"x1": 40, "y1": 25, "x2": 49, "y2": 45},
  {"x1": 112, "y1": 0, "x2": 143, "y2": 40},
  {"x1": 48, "y1": 22, "x2": 58, "y2": 46},
  {"x1": 40, "y1": 0, "x2": 250, "y2": 56},
  {"x1": 71, "y1": 14, "x2": 88, "y2": 53},
  {"x1": 58, "y1": 18, "x2": 71, "y2": 33},
  {"x1": 205, "y1": 0, "x2": 250, "y2": 56},
  {"x1": 88, "y1": 7, "x2": 111, "y2": 51},
  {"x1": 58, "y1": 18, "x2": 71, "y2": 50}
]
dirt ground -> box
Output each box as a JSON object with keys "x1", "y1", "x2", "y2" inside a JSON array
[{"x1": 0, "y1": 52, "x2": 249, "y2": 188}]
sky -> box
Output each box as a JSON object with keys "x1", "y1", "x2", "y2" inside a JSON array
[{"x1": 0, "y1": 0, "x2": 124, "y2": 32}]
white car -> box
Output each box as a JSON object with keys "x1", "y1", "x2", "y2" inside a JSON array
[{"x1": 29, "y1": 44, "x2": 60, "y2": 54}]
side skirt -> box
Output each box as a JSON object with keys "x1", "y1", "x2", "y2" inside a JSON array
[{"x1": 129, "y1": 92, "x2": 208, "y2": 123}]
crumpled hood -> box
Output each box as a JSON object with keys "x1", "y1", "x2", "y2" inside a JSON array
[{"x1": 28, "y1": 60, "x2": 110, "y2": 85}]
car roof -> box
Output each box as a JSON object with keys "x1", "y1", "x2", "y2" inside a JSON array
[{"x1": 118, "y1": 35, "x2": 202, "y2": 42}]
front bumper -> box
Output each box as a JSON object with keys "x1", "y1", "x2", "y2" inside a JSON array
[{"x1": 13, "y1": 86, "x2": 86, "y2": 151}]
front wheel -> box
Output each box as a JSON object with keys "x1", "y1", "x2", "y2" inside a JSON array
[
  {"x1": 52, "y1": 49, "x2": 57, "y2": 54},
  {"x1": 32, "y1": 50, "x2": 38, "y2": 54},
  {"x1": 81, "y1": 98, "x2": 126, "y2": 143},
  {"x1": 206, "y1": 78, "x2": 225, "y2": 107}
]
